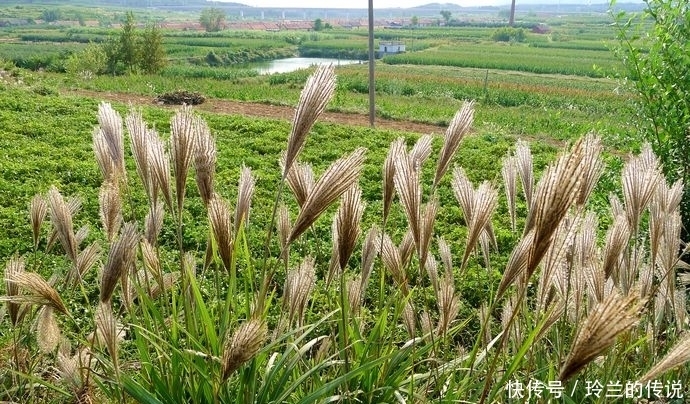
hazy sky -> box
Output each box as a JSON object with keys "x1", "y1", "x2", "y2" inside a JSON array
[{"x1": 218, "y1": 0, "x2": 511, "y2": 8}]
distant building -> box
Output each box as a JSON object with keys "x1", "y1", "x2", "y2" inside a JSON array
[{"x1": 379, "y1": 41, "x2": 405, "y2": 55}]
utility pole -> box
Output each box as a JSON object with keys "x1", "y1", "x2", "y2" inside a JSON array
[{"x1": 368, "y1": 0, "x2": 375, "y2": 127}]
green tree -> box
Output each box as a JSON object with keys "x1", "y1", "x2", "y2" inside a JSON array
[
  {"x1": 118, "y1": 11, "x2": 139, "y2": 72},
  {"x1": 440, "y1": 10, "x2": 452, "y2": 24},
  {"x1": 65, "y1": 42, "x2": 107, "y2": 77},
  {"x1": 410, "y1": 15, "x2": 419, "y2": 26},
  {"x1": 313, "y1": 18, "x2": 323, "y2": 31},
  {"x1": 138, "y1": 23, "x2": 166, "y2": 74},
  {"x1": 199, "y1": 8, "x2": 225, "y2": 32},
  {"x1": 41, "y1": 9, "x2": 61, "y2": 23},
  {"x1": 612, "y1": 0, "x2": 690, "y2": 240}
]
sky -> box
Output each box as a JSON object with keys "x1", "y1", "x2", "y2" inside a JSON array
[{"x1": 217, "y1": 0, "x2": 512, "y2": 8}]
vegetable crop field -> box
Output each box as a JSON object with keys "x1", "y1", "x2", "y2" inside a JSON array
[{"x1": 1, "y1": 2, "x2": 689, "y2": 403}]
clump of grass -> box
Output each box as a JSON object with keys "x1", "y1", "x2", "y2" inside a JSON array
[{"x1": 1, "y1": 66, "x2": 688, "y2": 404}]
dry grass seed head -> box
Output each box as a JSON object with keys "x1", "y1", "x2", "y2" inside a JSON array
[
  {"x1": 460, "y1": 180, "x2": 498, "y2": 270},
  {"x1": 4, "y1": 256, "x2": 25, "y2": 326},
  {"x1": 380, "y1": 233, "x2": 408, "y2": 295},
  {"x1": 144, "y1": 203, "x2": 164, "y2": 246},
  {"x1": 382, "y1": 138, "x2": 406, "y2": 224},
  {"x1": 193, "y1": 119, "x2": 216, "y2": 206},
  {"x1": 602, "y1": 214, "x2": 630, "y2": 281},
  {"x1": 48, "y1": 186, "x2": 78, "y2": 265},
  {"x1": 277, "y1": 203, "x2": 292, "y2": 253},
  {"x1": 622, "y1": 144, "x2": 662, "y2": 233},
  {"x1": 283, "y1": 64, "x2": 336, "y2": 178},
  {"x1": 638, "y1": 333, "x2": 690, "y2": 383},
  {"x1": 171, "y1": 105, "x2": 200, "y2": 213},
  {"x1": 347, "y1": 276, "x2": 363, "y2": 316},
  {"x1": 6, "y1": 271, "x2": 68, "y2": 315},
  {"x1": 393, "y1": 153, "x2": 422, "y2": 252},
  {"x1": 402, "y1": 300, "x2": 417, "y2": 339},
  {"x1": 36, "y1": 305, "x2": 60, "y2": 353},
  {"x1": 399, "y1": 229, "x2": 416, "y2": 269},
  {"x1": 409, "y1": 134, "x2": 433, "y2": 170},
  {"x1": 97, "y1": 102, "x2": 125, "y2": 178},
  {"x1": 419, "y1": 198, "x2": 439, "y2": 274},
  {"x1": 283, "y1": 158, "x2": 314, "y2": 208},
  {"x1": 438, "y1": 237, "x2": 453, "y2": 275},
  {"x1": 501, "y1": 155, "x2": 518, "y2": 232},
  {"x1": 222, "y1": 319, "x2": 267, "y2": 381},
  {"x1": 515, "y1": 139, "x2": 534, "y2": 207},
  {"x1": 235, "y1": 165, "x2": 256, "y2": 235},
  {"x1": 426, "y1": 255, "x2": 439, "y2": 297},
  {"x1": 141, "y1": 239, "x2": 162, "y2": 282},
  {"x1": 208, "y1": 196, "x2": 234, "y2": 273},
  {"x1": 73, "y1": 243, "x2": 102, "y2": 285},
  {"x1": 30, "y1": 194, "x2": 48, "y2": 249},
  {"x1": 99, "y1": 180, "x2": 122, "y2": 243},
  {"x1": 126, "y1": 109, "x2": 156, "y2": 203},
  {"x1": 336, "y1": 185, "x2": 364, "y2": 272},
  {"x1": 559, "y1": 292, "x2": 643, "y2": 382},
  {"x1": 576, "y1": 134, "x2": 604, "y2": 206},
  {"x1": 148, "y1": 130, "x2": 173, "y2": 211},
  {"x1": 100, "y1": 222, "x2": 139, "y2": 303},
  {"x1": 360, "y1": 226, "x2": 380, "y2": 288},
  {"x1": 95, "y1": 302, "x2": 119, "y2": 370},
  {"x1": 284, "y1": 256, "x2": 316, "y2": 328},
  {"x1": 433, "y1": 100, "x2": 474, "y2": 187},
  {"x1": 437, "y1": 272, "x2": 460, "y2": 336},
  {"x1": 287, "y1": 148, "x2": 366, "y2": 245}
]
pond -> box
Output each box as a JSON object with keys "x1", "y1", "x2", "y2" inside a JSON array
[{"x1": 253, "y1": 57, "x2": 363, "y2": 75}]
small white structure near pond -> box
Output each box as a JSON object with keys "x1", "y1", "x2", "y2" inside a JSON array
[{"x1": 379, "y1": 41, "x2": 406, "y2": 55}]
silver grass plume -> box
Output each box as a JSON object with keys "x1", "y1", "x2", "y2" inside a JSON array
[
  {"x1": 360, "y1": 226, "x2": 380, "y2": 288},
  {"x1": 126, "y1": 109, "x2": 157, "y2": 204},
  {"x1": 234, "y1": 165, "x2": 255, "y2": 235},
  {"x1": 282, "y1": 64, "x2": 336, "y2": 178},
  {"x1": 575, "y1": 134, "x2": 603, "y2": 206},
  {"x1": 171, "y1": 105, "x2": 200, "y2": 214},
  {"x1": 402, "y1": 300, "x2": 416, "y2": 339},
  {"x1": 338, "y1": 185, "x2": 364, "y2": 271},
  {"x1": 327, "y1": 218, "x2": 340, "y2": 287},
  {"x1": 399, "y1": 229, "x2": 416, "y2": 269},
  {"x1": 393, "y1": 152, "x2": 422, "y2": 255},
  {"x1": 638, "y1": 333, "x2": 690, "y2": 383},
  {"x1": 5, "y1": 271, "x2": 68, "y2": 315},
  {"x1": 141, "y1": 240, "x2": 162, "y2": 285},
  {"x1": 30, "y1": 194, "x2": 48, "y2": 250},
  {"x1": 622, "y1": 143, "x2": 662, "y2": 233},
  {"x1": 576, "y1": 212, "x2": 603, "y2": 303},
  {"x1": 347, "y1": 277, "x2": 364, "y2": 316},
  {"x1": 283, "y1": 256, "x2": 316, "y2": 328},
  {"x1": 409, "y1": 134, "x2": 433, "y2": 171},
  {"x1": 602, "y1": 214, "x2": 630, "y2": 281},
  {"x1": 283, "y1": 159, "x2": 314, "y2": 208},
  {"x1": 501, "y1": 154, "x2": 518, "y2": 232},
  {"x1": 515, "y1": 139, "x2": 534, "y2": 207},
  {"x1": 99, "y1": 180, "x2": 122, "y2": 243},
  {"x1": 498, "y1": 137, "x2": 586, "y2": 300},
  {"x1": 437, "y1": 270, "x2": 460, "y2": 336},
  {"x1": 380, "y1": 233, "x2": 408, "y2": 296},
  {"x1": 419, "y1": 198, "x2": 439, "y2": 274},
  {"x1": 94, "y1": 102, "x2": 125, "y2": 180},
  {"x1": 73, "y1": 243, "x2": 102, "y2": 285},
  {"x1": 4, "y1": 256, "x2": 25, "y2": 326},
  {"x1": 426, "y1": 255, "x2": 439, "y2": 296},
  {"x1": 208, "y1": 196, "x2": 234, "y2": 273},
  {"x1": 433, "y1": 100, "x2": 474, "y2": 187},
  {"x1": 144, "y1": 203, "x2": 164, "y2": 246},
  {"x1": 36, "y1": 305, "x2": 60, "y2": 353},
  {"x1": 100, "y1": 222, "x2": 139, "y2": 303},
  {"x1": 382, "y1": 138, "x2": 406, "y2": 225},
  {"x1": 438, "y1": 237, "x2": 453, "y2": 276},
  {"x1": 287, "y1": 148, "x2": 366, "y2": 245},
  {"x1": 48, "y1": 186, "x2": 78, "y2": 265},
  {"x1": 193, "y1": 119, "x2": 217, "y2": 207},
  {"x1": 277, "y1": 203, "x2": 292, "y2": 253},
  {"x1": 559, "y1": 292, "x2": 643, "y2": 381},
  {"x1": 222, "y1": 318, "x2": 267, "y2": 381},
  {"x1": 148, "y1": 129, "x2": 173, "y2": 211},
  {"x1": 95, "y1": 302, "x2": 119, "y2": 372}
]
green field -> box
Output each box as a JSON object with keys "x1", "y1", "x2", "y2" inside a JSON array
[{"x1": 1, "y1": 2, "x2": 688, "y2": 403}]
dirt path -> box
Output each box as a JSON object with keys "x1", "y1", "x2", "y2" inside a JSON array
[{"x1": 67, "y1": 89, "x2": 447, "y2": 135}]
